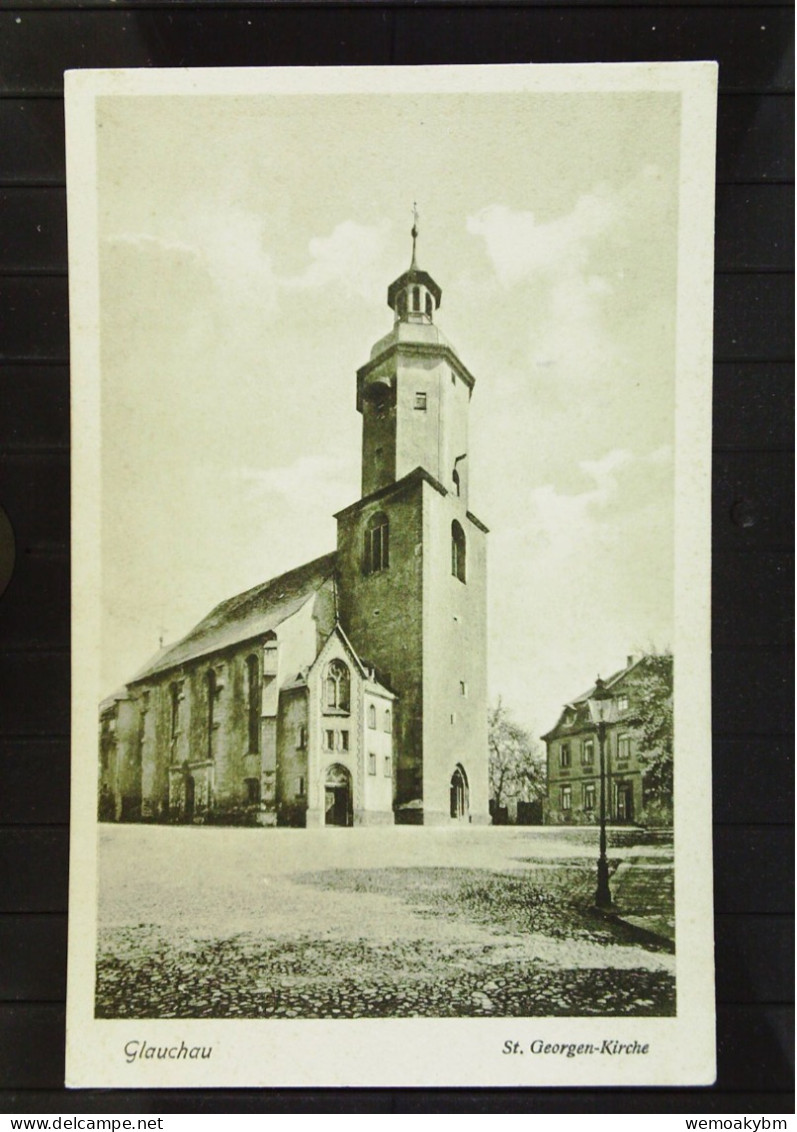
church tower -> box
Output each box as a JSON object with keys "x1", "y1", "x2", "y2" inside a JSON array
[{"x1": 335, "y1": 215, "x2": 490, "y2": 824}]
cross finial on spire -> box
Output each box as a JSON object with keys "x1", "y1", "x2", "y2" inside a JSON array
[{"x1": 410, "y1": 201, "x2": 419, "y2": 267}]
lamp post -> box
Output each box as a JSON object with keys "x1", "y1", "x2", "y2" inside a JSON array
[{"x1": 588, "y1": 676, "x2": 614, "y2": 911}]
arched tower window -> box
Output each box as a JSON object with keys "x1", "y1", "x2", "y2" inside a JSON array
[
  {"x1": 325, "y1": 659, "x2": 350, "y2": 713},
  {"x1": 413, "y1": 285, "x2": 421, "y2": 311},
  {"x1": 206, "y1": 668, "x2": 217, "y2": 759},
  {"x1": 425, "y1": 292, "x2": 433, "y2": 317},
  {"x1": 368, "y1": 703, "x2": 377, "y2": 729},
  {"x1": 364, "y1": 511, "x2": 389, "y2": 574},
  {"x1": 451, "y1": 520, "x2": 466, "y2": 583},
  {"x1": 246, "y1": 654, "x2": 260, "y2": 753},
  {"x1": 452, "y1": 468, "x2": 461, "y2": 497}
]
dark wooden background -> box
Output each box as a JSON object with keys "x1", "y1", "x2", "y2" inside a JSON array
[{"x1": 0, "y1": 0, "x2": 793, "y2": 1114}]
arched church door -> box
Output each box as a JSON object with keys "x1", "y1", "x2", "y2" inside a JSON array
[
  {"x1": 324, "y1": 764, "x2": 353, "y2": 827},
  {"x1": 184, "y1": 775, "x2": 195, "y2": 822},
  {"x1": 450, "y1": 764, "x2": 469, "y2": 820}
]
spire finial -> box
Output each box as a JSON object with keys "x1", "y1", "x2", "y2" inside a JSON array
[{"x1": 410, "y1": 201, "x2": 419, "y2": 268}]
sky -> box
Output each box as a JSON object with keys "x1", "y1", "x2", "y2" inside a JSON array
[{"x1": 96, "y1": 87, "x2": 680, "y2": 737}]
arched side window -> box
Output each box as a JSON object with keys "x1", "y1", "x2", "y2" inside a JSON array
[
  {"x1": 368, "y1": 703, "x2": 377, "y2": 729},
  {"x1": 325, "y1": 658, "x2": 351, "y2": 713},
  {"x1": 170, "y1": 682, "x2": 181, "y2": 740},
  {"x1": 246, "y1": 654, "x2": 260, "y2": 753},
  {"x1": 384, "y1": 708, "x2": 391, "y2": 733},
  {"x1": 206, "y1": 668, "x2": 217, "y2": 759},
  {"x1": 451, "y1": 520, "x2": 466, "y2": 583},
  {"x1": 364, "y1": 511, "x2": 389, "y2": 574}
]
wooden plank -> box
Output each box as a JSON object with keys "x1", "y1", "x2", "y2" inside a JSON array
[
  {"x1": 715, "y1": 184, "x2": 794, "y2": 272},
  {"x1": 713, "y1": 826, "x2": 794, "y2": 915},
  {"x1": 0, "y1": 914, "x2": 67, "y2": 1002},
  {"x1": 0, "y1": 552, "x2": 69, "y2": 650},
  {"x1": 715, "y1": 914, "x2": 794, "y2": 1005},
  {"x1": 0, "y1": 187, "x2": 67, "y2": 275},
  {"x1": 713, "y1": 363, "x2": 795, "y2": 451},
  {"x1": 392, "y1": 7, "x2": 794, "y2": 92},
  {"x1": 712, "y1": 649, "x2": 793, "y2": 739},
  {"x1": 713, "y1": 739, "x2": 794, "y2": 824},
  {"x1": 0, "y1": 830, "x2": 69, "y2": 913},
  {"x1": 713, "y1": 550, "x2": 794, "y2": 651},
  {"x1": 713, "y1": 450, "x2": 794, "y2": 552},
  {"x1": 0, "y1": 741, "x2": 70, "y2": 825},
  {"x1": 0, "y1": 365, "x2": 69, "y2": 450},
  {"x1": 0, "y1": 652, "x2": 69, "y2": 736},
  {"x1": 0, "y1": 452, "x2": 69, "y2": 550},
  {"x1": 714, "y1": 273, "x2": 794, "y2": 362},
  {"x1": 0, "y1": 277, "x2": 69, "y2": 363},
  {"x1": 0, "y1": 8, "x2": 392, "y2": 96}
]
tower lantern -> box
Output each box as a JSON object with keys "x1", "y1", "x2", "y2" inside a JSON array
[{"x1": 386, "y1": 207, "x2": 442, "y2": 324}]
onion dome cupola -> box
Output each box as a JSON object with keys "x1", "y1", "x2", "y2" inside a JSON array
[{"x1": 386, "y1": 207, "x2": 442, "y2": 324}]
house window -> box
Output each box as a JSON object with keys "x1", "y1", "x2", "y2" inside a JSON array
[
  {"x1": 364, "y1": 511, "x2": 389, "y2": 574},
  {"x1": 368, "y1": 703, "x2": 376, "y2": 729},
  {"x1": 384, "y1": 755, "x2": 392, "y2": 778},
  {"x1": 368, "y1": 752, "x2": 377, "y2": 775},
  {"x1": 459, "y1": 680, "x2": 468, "y2": 697},
  {"x1": 206, "y1": 669, "x2": 217, "y2": 759},
  {"x1": 325, "y1": 658, "x2": 350, "y2": 712},
  {"x1": 296, "y1": 776, "x2": 306, "y2": 797},
  {"x1": 560, "y1": 742, "x2": 571, "y2": 768},
  {"x1": 451, "y1": 520, "x2": 466, "y2": 583},
  {"x1": 617, "y1": 695, "x2": 629, "y2": 712},
  {"x1": 169, "y1": 682, "x2": 181, "y2": 740},
  {"x1": 296, "y1": 725, "x2": 307, "y2": 749},
  {"x1": 384, "y1": 708, "x2": 391, "y2": 733},
  {"x1": 618, "y1": 734, "x2": 632, "y2": 761},
  {"x1": 340, "y1": 729, "x2": 350, "y2": 752},
  {"x1": 414, "y1": 391, "x2": 427, "y2": 410},
  {"x1": 561, "y1": 785, "x2": 572, "y2": 811},
  {"x1": 246, "y1": 654, "x2": 260, "y2": 753},
  {"x1": 324, "y1": 729, "x2": 335, "y2": 751},
  {"x1": 582, "y1": 739, "x2": 594, "y2": 765},
  {"x1": 244, "y1": 777, "x2": 260, "y2": 805},
  {"x1": 583, "y1": 783, "x2": 596, "y2": 811}
]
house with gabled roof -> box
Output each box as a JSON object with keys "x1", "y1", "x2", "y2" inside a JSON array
[
  {"x1": 541, "y1": 654, "x2": 672, "y2": 826},
  {"x1": 98, "y1": 223, "x2": 490, "y2": 827}
]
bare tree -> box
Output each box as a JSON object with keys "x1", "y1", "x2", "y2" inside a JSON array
[{"x1": 488, "y1": 699, "x2": 545, "y2": 811}]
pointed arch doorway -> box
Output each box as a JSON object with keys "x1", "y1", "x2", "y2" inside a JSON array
[
  {"x1": 324, "y1": 763, "x2": 353, "y2": 827},
  {"x1": 450, "y1": 764, "x2": 469, "y2": 820}
]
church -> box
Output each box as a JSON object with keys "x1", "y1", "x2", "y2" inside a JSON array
[{"x1": 98, "y1": 223, "x2": 491, "y2": 827}]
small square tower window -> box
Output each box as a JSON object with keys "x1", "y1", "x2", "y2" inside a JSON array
[
  {"x1": 414, "y1": 392, "x2": 427, "y2": 410},
  {"x1": 459, "y1": 681, "x2": 468, "y2": 697},
  {"x1": 340, "y1": 729, "x2": 349, "y2": 751}
]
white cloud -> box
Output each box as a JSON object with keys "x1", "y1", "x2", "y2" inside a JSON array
[
  {"x1": 466, "y1": 193, "x2": 616, "y2": 288},
  {"x1": 282, "y1": 219, "x2": 391, "y2": 298}
]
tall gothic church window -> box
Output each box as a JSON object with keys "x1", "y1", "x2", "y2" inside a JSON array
[
  {"x1": 364, "y1": 511, "x2": 389, "y2": 574},
  {"x1": 246, "y1": 654, "x2": 260, "y2": 753},
  {"x1": 451, "y1": 520, "x2": 467, "y2": 582},
  {"x1": 206, "y1": 669, "x2": 217, "y2": 758},
  {"x1": 326, "y1": 658, "x2": 351, "y2": 713}
]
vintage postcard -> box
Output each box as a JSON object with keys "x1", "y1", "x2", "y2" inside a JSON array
[{"x1": 65, "y1": 63, "x2": 717, "y2": 1088}]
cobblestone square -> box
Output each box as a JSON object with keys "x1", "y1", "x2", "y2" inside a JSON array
[{"x1": 96, "y1": 824, "x2": 675, "y2": 1018}]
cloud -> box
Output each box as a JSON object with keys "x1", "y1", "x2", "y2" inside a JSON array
[
  {"x1": 466, "y1": 193, "x2": 616, "y2": 288},
  {"x1": 282, "y1": 219, "x2": 391, "y2": 298}
]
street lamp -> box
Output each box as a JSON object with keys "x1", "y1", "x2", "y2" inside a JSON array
[{"x1": 587, "y1": 675, "x2": 614, "y2": 911}]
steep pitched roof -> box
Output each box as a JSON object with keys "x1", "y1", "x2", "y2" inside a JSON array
[
  {"x1": 129, "y1": 551, "x2": 337, "y2": 684},
  {"x1": 541, "y1": 657, "x2": 648, "y2": 741}
]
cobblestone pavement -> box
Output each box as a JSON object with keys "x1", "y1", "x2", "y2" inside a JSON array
[{"x1": 96, "y1": 826, "x2": 676, "y2": 1019}]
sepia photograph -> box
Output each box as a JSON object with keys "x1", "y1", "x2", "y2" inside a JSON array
[{"x1": 65, "y1": 63, "x2": 716, "y2": 1088}]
